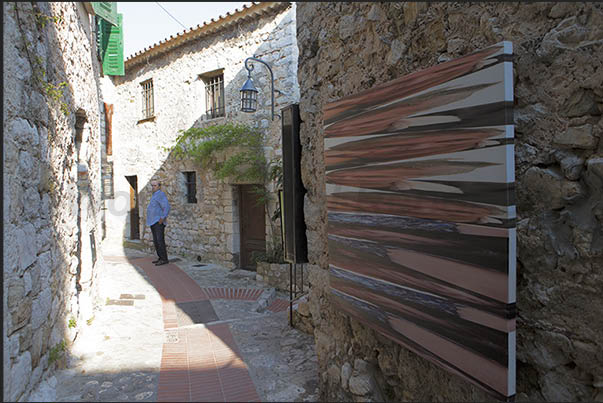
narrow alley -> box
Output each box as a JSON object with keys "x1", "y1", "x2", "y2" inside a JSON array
[
  {"x1": 5, "y1": 2, "x2": 603, "y2": 402},
  {"x1": 29, "y1": 245, "x2": 319, "y2": 402}
]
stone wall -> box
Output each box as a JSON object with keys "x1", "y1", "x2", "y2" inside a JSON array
[
  {"x1": 296, "y1": 2, "x2": 603, "y2": 401},
  {"x1": 3, "y1": 2, "x2": 105, "y2": 401},
  {"x1": 256, "y1": 261, "x2": 308, "y2": 293},
  {"x1": 107, "y1": 3, "x2": 299, "y2": 268}
]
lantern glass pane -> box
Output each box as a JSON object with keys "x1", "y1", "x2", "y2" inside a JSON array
[{"x1": 240, "y1": 89, "x2": 257, "y2": 113}]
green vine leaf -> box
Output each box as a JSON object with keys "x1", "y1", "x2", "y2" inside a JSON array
[
  {"x1": 167, "y1": 123, "x2": 285, "y2": 263},
  {"x1": 14, "y1": 2, "x2": 69, "y2": 117},
  {"x1": 169, "y1": 123, "x2": 267, "y2": 183}
]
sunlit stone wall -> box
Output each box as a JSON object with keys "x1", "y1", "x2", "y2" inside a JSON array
[
  {"x1": 3, "y1": 2, "x2": 105, "y2": 400},
  {"x1": 108, "y1": 3, "x2": 299, "y2": 268}
]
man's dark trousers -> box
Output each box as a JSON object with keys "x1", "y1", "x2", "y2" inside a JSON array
[{"x1": 151, "y1": 222, "x2": 168, "y2": 262}]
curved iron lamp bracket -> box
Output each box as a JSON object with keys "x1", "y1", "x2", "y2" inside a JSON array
[{"x1": 244, "y1": 56, "x2": 280, "y2": 120}]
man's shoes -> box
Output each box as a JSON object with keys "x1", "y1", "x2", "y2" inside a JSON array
[
  {"x1": 154, "y1": 260, "x2": 169, "y2": 266},
  {"x1": 152, "y1": 259, "x2": 161, "y2": 263}
]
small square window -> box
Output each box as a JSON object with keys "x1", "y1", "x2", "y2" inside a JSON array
[
  {"x1": 140, "y1": 79, "x2": 154, "y2": 119},
  {"x1": 183, "y1": 171, "x2": 197, "y2": 204},
  {"x1": 201, "y1": 72, "x2": 225, "y2": 119}
]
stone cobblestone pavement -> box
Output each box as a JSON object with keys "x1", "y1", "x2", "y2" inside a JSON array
[{"x1": 28, "y1": 244, "x2": 318, "y2": 402}]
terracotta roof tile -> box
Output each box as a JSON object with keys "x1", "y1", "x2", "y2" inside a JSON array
[{"x1": 125, "y1": 2, "x2": 289, "y2": 70}]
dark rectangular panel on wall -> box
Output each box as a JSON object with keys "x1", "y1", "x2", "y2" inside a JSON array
[
  {"x1": 102, "y1": 160, "x2": 114, "y2": 199},
  {"x1": 324, "y1": 41, "x2": 515, "y2": 400},
  {"x1": 282, "y1": 104, "x2": 308, "y2": 264}
]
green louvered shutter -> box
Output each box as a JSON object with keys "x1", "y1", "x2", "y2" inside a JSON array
[
  {"x1": 92, "y1": 2, "x2": 118, "y2": 26},
  {"x1": 96, "y1": 17, "x2": 105, "y2": 61},
  {"x1": 99, "y1": 13, "x2": 124, "y2": 76}
]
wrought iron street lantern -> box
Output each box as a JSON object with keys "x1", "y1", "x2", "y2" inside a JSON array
[
  {"x1": 240, "y1": 56, "x2": 277, "y2": 120},
  {"x1": 240, "y1": 74, "x2": 258, "y2": 113}
]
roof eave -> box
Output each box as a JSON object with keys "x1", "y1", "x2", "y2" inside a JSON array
[{"x1": 124, "y1": 2, "x2": 290, "y2": 71}]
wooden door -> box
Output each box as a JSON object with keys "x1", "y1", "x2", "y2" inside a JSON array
[
  {"x1": 239, "y1": 185, "x2": 266, "y2": 270},
  {"x1": 126, "y1": 175, "x2": 140, "y2": 240}
]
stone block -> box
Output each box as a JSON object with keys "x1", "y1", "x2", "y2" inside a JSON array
[
  {"x1": 549, "y1": 3, "x2": 577, "y2": 19},
  {"x1": 29, "y1": 263, "x2": 41, "y2": 297},
  {"x1": 23, "y1": 271, "x2": 32, "y2": 296},
  {"x1": 339, "y1": 15, "x2": 356, "y2": 40},
  {"x1": 554, "y1": 124, "x2": 596, "y2": 149},
  {"x1": 327, "y1": 364, "x2": 341, "y2": 385},
  {"x1": 585, "y1": 157, "x2": 603, "y2": 194},
  {"x1": 8, "y1": 333, "x2": 20, "y2": 359},
  {"x1": 526, "y1": 331, "x2": 572, "y2": 370},
  {"x1": 18, "y1": 150, "x2": 35, "y2": 180},
  {"x1": 31, "y1": 287, "x2": 52, "y2": 330},
  {"x1": 522, "y1": 167, "x2": 584, "y2": 209},
  {"x1": 555, "y1": 151, "x2": 584, "y2": 180},
  {"x1": 10, "y1": 299, "x2": 32, "y2": 335},
  {"x1": 28, "y1": 365, "x2": 45, "y2": 400},
  {"x1": 387, "y1": 39, "x2": 406, "y2": 66},
  {"x1": 8, "y1": 351, "x2": 32, "y2": 402},
  {"x1": 7, "y1": 276, "x2": 25, "y2": 308},
  {"x1": 18, "y1": 325, "x2": 32, "y2": 353},
  {"x1": 36, "y1": 226, "x2": 52, "y2": 253},
  {"x1": 403, "y1": 2, "x2": 428, "y2": 26},
  {"x1": 565, "y1": 90, "x2": 598, "y2": 118},
  {"x1": 341, "y1": 362, "x2": 352, "y2": 390},
  {"x1": 447, "y1": 38, "x2": 466, "y2": 55},
  {"x1": 367, "y1": 4, "x2": 384, "y2": 21},
  {"x1": 9, "y1": 118, "x2": 37, "y2": 148},
  {"x1": 16, "y1": 223, "x2": 38, "y2": 273},
  {"x1": 354, "y1": 358, "x2": 369, "y2": 372},
  {"x1": 349, "y1": 374, "x2": 374, "y2": 396},
  {"x1": 540, "y1": 370, "x2": 584, "y2": 401}
]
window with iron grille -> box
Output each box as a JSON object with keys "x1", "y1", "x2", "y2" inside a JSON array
[
  {"x1": 203, "y1": 74, "x2": 225, "y2": 119},
  {"x1": 183, "y1": 171, "x2": 197, "y2": 204},
  {"x1": 140, "y1": 79, "x2": 154, "y2": 119}
]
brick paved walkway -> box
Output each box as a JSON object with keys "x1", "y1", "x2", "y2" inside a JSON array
[
  {"x1": 266, "y1": 298, "x2": 290, "y2": 313},
  {"x1": 130, "y1": 257, "x2": 261, "y2": 402}
]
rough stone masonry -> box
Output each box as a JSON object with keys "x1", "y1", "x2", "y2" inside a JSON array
[
  {"x1": 3, "y1": 2, "x2": 106, "y2": 401},
  {"x1": 296, "y1": 2, "x2": 603, "y2": 402},
  {"x1": 106, "y1": 2, "x2": 299, "y2": 269}
]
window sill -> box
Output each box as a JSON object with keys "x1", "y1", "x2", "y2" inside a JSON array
[
  {"x1": 137, "y1": 116, "x2": 156, "y2": 124},
  {"x1": 204, "y1": 115, "x2": 225, "y2": 122}
]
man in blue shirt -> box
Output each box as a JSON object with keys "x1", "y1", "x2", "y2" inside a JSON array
[{"x1": 147, "y1": 180, "x2": 171, "y2": 265}]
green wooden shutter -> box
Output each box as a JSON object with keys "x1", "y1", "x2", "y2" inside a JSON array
[
  {"x1": 100, "y1": 13, "x2": 124, "y2": 76},
  {"x1": 96, "y1": 17, "x2": 105, "y2": 61},
  {"x1": 92, "y1": 2, "x2": 118, "y2": 26}
]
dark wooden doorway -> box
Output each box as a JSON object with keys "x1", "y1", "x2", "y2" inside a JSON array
[
  {"x1": 125, "y1": 175, "x2": 140, "y2": 240},
  {"x1": 239, "y1": 185, "x2": 266, "y2": 270}
]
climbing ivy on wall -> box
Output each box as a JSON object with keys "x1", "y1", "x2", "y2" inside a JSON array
[
  {"x1": 168, "y1": 122, "x2": 285, "y2": 263},
  {"x1": 169, "y1": 123, "x2": 268, "y2": 183},
  {"x1": 13, "y1": 2, "x2": 70, "y2": 117}
]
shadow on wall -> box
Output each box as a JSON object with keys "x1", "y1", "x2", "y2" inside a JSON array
[
  {"x1": 4, "y1": 2, "x2": 106, "y2": 401},
  {"x1": 4, "y1": 3, "x2": 294, "y2": 401},
  {"x1": 109, "y1": 6, "x2": 297, "y2": 271}
]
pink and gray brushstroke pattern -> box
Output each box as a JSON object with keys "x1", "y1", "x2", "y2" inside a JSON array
[{"x1": 324, "y1": 41, "x2": 515, "y2": 400}]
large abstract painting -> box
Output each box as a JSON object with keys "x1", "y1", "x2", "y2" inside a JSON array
[{"x1": 324, "y1": 42, "x2": 515, "y2": 399}]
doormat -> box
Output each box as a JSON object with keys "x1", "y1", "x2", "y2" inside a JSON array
[
  {"x1": 192, "y1": 264, "x2": 206, "y2": 267},
  {"x1": 175, "y1": 300, "x2": 219, "y2": 326}
]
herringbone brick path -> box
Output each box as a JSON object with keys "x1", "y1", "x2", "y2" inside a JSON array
[
  {"x1": 267, "y1": 298, "x2": 289, "y2": 313},
  {"x1": 129, "y1": 257, "x2": 261, "y2": 402}
]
